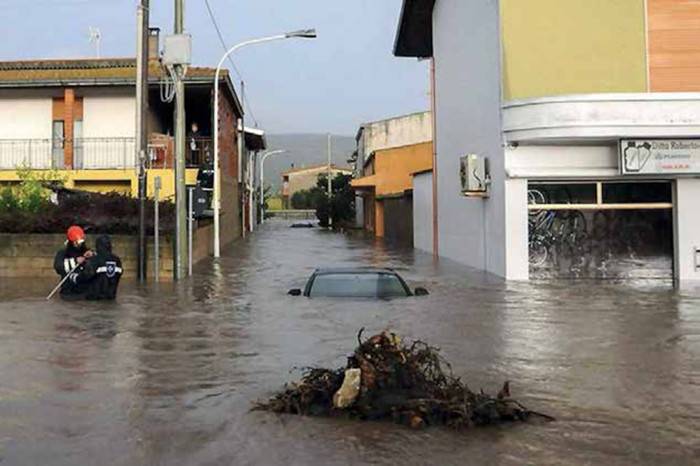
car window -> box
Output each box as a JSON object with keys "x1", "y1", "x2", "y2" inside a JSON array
[{"x1": 309, "y1": 273, "x2": 409, "y2": 298}]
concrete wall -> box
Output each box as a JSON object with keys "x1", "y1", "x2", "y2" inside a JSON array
[
  {"x1": 433, "y1": 0, "x2": 506, "y2": 275},
  {"x1": 358, "y1": 112, "x2": 432, "y2": 162},
  {"x1": 501, "y1": 0, "x2": 647, "y2": 100},
  {"x1": 0, "y1": 96, "x2": 52, "y2": 139},
  {"x1": 82, "y1": 92, "x2": 136, "y2": 138},
  {"x1": 674, "y1": 178, "x2": 700, "y2": 282},
  {"x1": 413, "y1": 171, "x2": 433, "y2": 254},
  {"x1": 0, "y1": 223, "x2": 220, "y2": 280}
]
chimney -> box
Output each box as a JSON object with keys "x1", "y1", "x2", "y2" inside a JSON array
[{"x1": 148, "y1": 27, "x2": 160, "y2": 61}]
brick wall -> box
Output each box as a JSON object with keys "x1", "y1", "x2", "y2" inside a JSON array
[{"x1": 217, "y1": 82, "x2": 242, "y2": 243}]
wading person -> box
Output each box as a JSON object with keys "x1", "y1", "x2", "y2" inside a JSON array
[
  {"x1": 81, "y1": 235, "x2": 123, "y2": 301},
  {"x1": 53, "y1": 225, "x2": 93, "y2": 299}
]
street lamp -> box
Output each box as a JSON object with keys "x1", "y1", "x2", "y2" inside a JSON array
[
  {"x1": 213, "y1": 29, "x2": 317, "y2": 257},
  {"x1": 259, "y1": 149, "x2": 286, "y2": 224}
]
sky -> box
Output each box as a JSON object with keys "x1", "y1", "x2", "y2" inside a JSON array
[{"x1": 0, "y1": 0, "x2": 429, "y2": 136}]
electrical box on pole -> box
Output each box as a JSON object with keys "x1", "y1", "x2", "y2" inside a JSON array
[{"x1": 162, "y1": 34, "x2": 192, "y2": 66}]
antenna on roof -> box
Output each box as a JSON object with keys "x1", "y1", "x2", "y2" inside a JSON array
[{"x1": 88, "y1": 27, "x2": 102, "y2": 58}]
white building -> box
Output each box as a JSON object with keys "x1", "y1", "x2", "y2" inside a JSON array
[{"x1": 395, "y1": 0, "x2": 700, "y2": 282}]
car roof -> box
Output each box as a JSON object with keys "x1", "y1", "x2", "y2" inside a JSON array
[{"x1": 313, "y1": 267, "x2": 399, "y2": 275}]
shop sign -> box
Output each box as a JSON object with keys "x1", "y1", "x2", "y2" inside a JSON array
[{"x1": 620, "y1": 139, "x2": 700, "y2": 175}]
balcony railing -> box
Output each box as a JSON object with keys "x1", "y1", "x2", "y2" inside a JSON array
[
  {"x1": 76, "y1": 138, "x2": 136, "y2": 169},
  {"x1": 0, "y1": 137, "x2": 137, "y2": 170},
  {"x1": 0, "y1": 136, "x2": 212, "y2": 170},
  {"x1": 0, "y1": 139, "x2": 54, "y2": 169}
]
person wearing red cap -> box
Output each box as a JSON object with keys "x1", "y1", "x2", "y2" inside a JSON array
[{"x1": 52, "y1": 225, "x2": 94, "y2": 299}]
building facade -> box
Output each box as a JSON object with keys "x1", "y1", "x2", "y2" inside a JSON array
[
  {"x1": 396, "y1": 0, "x2": 700, "y2": 282},
  {"x1": 0, "y1": 34, "x2": 247, "y2": 246},
  {"x1": 281, "y1": 164, "x2": 352, "y2": 209},
  {"x1": 352, "y1": 112, "x2": 432, "y2": 245}
]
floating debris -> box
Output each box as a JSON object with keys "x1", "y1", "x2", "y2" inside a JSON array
[{"x1": 255, "y1": 329, "x2": 554, "y2": 430}]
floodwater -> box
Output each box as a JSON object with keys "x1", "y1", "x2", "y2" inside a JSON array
[{"x1": 1, "y1": 220, "x2": 699, "y2": 465}]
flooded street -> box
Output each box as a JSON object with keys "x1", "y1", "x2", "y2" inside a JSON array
[{"x1": 1, "y1": 220, "x2": 699, "y2": 465}]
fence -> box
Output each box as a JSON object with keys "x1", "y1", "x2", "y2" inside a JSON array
[
  {"x1": 0, "y1": 137, "x2": 137, "y2": 170},
  {"x1": 76, "y1": 137, "x2": 136, "y2": 169},
  {"x1": 0, "y1": 139, "x2": 53, "y2": 169}
]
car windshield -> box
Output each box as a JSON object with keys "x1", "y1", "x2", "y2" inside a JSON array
[{"x1": 309, "y1": 272, "x2": 409, "y2": 298}]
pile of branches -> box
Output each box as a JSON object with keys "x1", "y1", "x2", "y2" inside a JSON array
[{"x1": 255, "y1": 330, "x2": 554, "y2": 430}]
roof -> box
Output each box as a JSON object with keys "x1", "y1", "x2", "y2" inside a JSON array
[
  {"x1": 0, "y1": 58, "x2": 243, "y2": 116},
  {"x1": 350, "y1": 174, "x2": 378, "y2": 190},
  {"x1": 282, "y1": 163, "x2": 353, "y2": 176},
  {"x1": 394, "y1": 0, "x2": 435, "y2": 58},
  {"x1": 242, "y1": 126, "x2": 267, "y2": 152}
]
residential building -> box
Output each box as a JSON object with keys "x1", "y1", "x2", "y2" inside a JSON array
[
  {"x1": 281, "y1": 164, "x2": 352, "y2": 209},
  {"x1": 0, "y1": 29, "x2": 247, "y2": 246},
  {"x1": 395, "y1": 0, "x2": 700, "y2": 282},
  {"x1": 351, "y1": 112, "x2": 432, "y2": 245}
]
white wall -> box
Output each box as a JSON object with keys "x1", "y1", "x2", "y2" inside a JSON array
[
  {"x1": 675, "y1": 178, "x2": 700, "y2": 282},
  {"x1": 413, "y1": 171, "x2": 433, "y2": 253},
  {"x1": 359, "y1": 112, "x2": 432, "y2": 159},
  {"x1": 433, "y1": 0, "x2": 506, "y2": 275},
  {"x1": 83, "y1": 94, "x2": 135, "y2": 138},
  {"x1": 0, "y1": 97, "x2": 52, "y2": 139}
]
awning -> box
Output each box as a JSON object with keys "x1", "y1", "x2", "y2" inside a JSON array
[
  {"x1": 394, "y1": 0, "x2": 435, "y2": 58},
  {"x1": 351, "y1": 174, "x2": 378, "y2": 190},
  {"x1": 241, "y1": 126, "x2": 267, "y2": 152}
]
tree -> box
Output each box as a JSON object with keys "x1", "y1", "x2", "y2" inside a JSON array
[{"x1": 313, "y1": 173, "x2": 355, "y2": 228}]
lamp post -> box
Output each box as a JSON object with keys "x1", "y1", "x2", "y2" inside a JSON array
[
  {"x1": 259, "y1": 149, "x2": 286, "y2": 224},
  {"x1": 213, "y1": 29, "x2": 317, "y2": 257}
]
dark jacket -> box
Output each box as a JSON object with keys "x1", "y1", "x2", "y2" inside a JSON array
[
  {"x1": 53, "y1": 242, "x2": 89, "y2": 297},
  {"x1": 80, "y1": 235, "x2": 122, "y2": 301}
]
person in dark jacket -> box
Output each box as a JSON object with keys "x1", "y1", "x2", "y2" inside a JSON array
[
  {"x1": 53, "y1": 225, "x2": 93, "y2": 299},
  {"x1": 80, "y1": 235, "x2": 123, "y2": 301}
]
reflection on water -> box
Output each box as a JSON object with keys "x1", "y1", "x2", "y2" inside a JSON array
[{"x1": 1, "y1": 220, "x2": 699, "y2": 465}]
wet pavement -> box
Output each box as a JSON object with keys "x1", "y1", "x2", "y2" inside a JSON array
[{"x1": 1, "y1": 220, "x2": 699, "y2": 465}]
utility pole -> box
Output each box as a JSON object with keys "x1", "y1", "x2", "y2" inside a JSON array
[
  {"x1": 173, "y1": 0, "x2": 187, "y2": 279},
  {"x1": 327, "y1": 133, "x2": 333, "y2": 228},
  {"x1": 136, "y1": 0, "x2": 149, "y2": 282}
]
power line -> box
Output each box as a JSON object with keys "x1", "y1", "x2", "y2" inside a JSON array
[{"x1": 203, "y1": 0, "x2": 259, "y2": 127}]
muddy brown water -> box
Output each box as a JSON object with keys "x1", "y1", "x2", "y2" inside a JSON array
[{"x1": 1, "y1": 220, "x2": 699, "y2": 465}]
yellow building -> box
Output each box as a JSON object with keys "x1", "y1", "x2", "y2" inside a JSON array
[{"x1": 352, "y1": 112, "x2": 433, "y2": 244}]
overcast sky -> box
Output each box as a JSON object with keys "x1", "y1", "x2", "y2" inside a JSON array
[{"x1": 0, "y1": 0, "x2": 429, "y2": 136}]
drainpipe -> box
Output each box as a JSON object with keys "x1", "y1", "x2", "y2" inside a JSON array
[{"x1": 430, "y1": 57, "x2": 439, "y2": 260}]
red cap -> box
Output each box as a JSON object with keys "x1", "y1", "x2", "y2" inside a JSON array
[{"x1": 67, "y1": 226, "x2": 85, "y2": 243}]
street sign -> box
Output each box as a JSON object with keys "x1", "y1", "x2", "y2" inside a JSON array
[{"x1": 620, "y1": 139, "x2": 700, "y2": 175}]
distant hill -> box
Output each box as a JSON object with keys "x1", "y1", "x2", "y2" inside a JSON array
[{"x1": 263, "y1": 134, "x2": 356, "y2": 193}]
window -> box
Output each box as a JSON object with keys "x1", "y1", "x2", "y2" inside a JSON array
[{"x1": 309, "y1": 273, "x2": 409, "y2": 298}]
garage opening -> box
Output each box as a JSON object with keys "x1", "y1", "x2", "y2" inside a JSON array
[{"x1": 528, "y1": 181, "x2": 674, "y2": 279}]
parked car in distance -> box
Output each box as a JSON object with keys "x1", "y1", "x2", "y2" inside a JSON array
[{"x1": 288, "y1": 267, "x2": 429, "y2": 298}]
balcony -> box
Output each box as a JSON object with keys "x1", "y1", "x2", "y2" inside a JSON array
[
  {"x1": 0, "y1": 137, "x2": 137, "y2": 170},
  {"x1": 0, "y1": 136, "x2": 212, "y2": 171}
]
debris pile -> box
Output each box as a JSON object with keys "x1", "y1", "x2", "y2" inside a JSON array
[{"x1": 255, "y1": 330, "x2": 554, "y2": 430}]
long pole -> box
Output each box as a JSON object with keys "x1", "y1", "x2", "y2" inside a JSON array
[
  {"x1": 188, "y1": 187, "x2": 193, "y2": 276},
  {"x1": 136, "y1": 0, "x2": 149, "y2": 282},
  {"x1": 173, "y1": 0, "x2": 187, "y2": 279},
  {"x1": 327, "y1": 133, "x2": 332, "y2": 228},
  {"x1": 248, "y1": 150, "x2": 255, "y2": 232},
  {"x1": 154, "y1": 176, "x2": 160, "y2": 282}
]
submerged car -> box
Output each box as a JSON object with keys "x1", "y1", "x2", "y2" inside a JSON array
[{"x1": 288, "y1": 267, "x2": 429, "y2": 298}]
